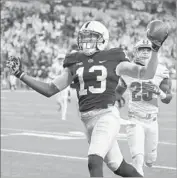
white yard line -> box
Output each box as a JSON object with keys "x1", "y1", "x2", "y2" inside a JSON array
[
  {"x1": 1, "y1": 90, "x2": 35, "y2": 93},
  {"x1": 1, "y1": 128, "x2": 176, "y2": 146},
  {"x1": 1, "y1": 128, "x2": 84, "y2": 137},
  {"x1": 1, "y1": 148, "x2": 176, "y2": 171},
  {"x1": 152, "y1": 165, "x2": 176, "y2": 171},
  {"x1": 1, "y1": 149, "x2": 87, "y2": 160}
]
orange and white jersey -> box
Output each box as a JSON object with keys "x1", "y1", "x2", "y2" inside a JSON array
[{"x1": 122, "y1": 64, "x2": 169, "y2": 115}]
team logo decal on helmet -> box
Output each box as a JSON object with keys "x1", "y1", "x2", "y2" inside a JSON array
[{"x1": 77, "y1": 21, "x2": 109, "y2": 56}]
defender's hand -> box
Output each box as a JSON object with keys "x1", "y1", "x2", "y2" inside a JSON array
[
  {"x1": 6, "y1": 56, "x2": 24, "y2": 78},
  {"x1": 147, "y1": 20, "x2": 168, "y2": 52},
  {"x1": 143, "y1": 81, "x2": 160, "y2": 95}
]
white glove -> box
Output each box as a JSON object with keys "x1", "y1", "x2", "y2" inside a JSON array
[
  {"x1": 143, "y1": 81, "x2": 160, "y2": 95},
  {"x1": 143, "y1": 81, "x2": 166, "y2": 99}
]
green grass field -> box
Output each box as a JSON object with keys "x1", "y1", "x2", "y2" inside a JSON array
[{"x1": 1, "y1": 90, "x2": 176, "y2": 178}]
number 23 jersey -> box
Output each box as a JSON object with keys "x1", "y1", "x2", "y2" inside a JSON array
[{"x1": 63, "y1": 48, "x2": 129, "y2": 112}]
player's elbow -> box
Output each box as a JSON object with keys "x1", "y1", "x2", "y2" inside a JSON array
[
  {"x1": 45, "y1": 92, "x2": 53, "y2": 98},
  {"x1": 45, "y1": 82, "x2": 60, "y2": 98},
  {"x1": 46, "y1": 90, "x2": 58, "y2": 98},
  {"x1": 41, "y1": 90, "x2": 53, "y2": 98}
]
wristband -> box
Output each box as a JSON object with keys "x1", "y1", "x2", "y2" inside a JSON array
[
  {"x1": 159, "y1": 90, "x2": 167, "y2": 99},
  {"x1": 151, "y1": 43, "x2": 160, "y2": 52},
  {"x1": 19, "y1": 72, "x2": 25, "y2": 79},
  {"x1": 15, "y1": 71, "x2": 24, "y2": 78}
]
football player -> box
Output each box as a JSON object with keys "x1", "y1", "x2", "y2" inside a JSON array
[
  {"x1": 49, "y1": 54, "x2": 69, "y2": 120},
  {"x1": 9, "y1": 74, "x2": 17, "y2": 90},
  {"x1": 115, "y1": 39, "x2": 172, "y2": 176},
  {"x1": 6, "y1": 20, "x2": 168, "y2": 177}
]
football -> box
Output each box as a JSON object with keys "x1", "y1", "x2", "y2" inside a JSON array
[{"x1": 147, "y1": 20, "x2": 168, "y2": 45}]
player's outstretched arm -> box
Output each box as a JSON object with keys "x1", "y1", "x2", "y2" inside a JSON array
[{"x1": 6, "y1": 56, "x2": 72, "y2": 97}]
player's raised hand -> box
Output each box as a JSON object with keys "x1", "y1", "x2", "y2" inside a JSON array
[
  {"x1": 6, "y1": 56, "x2": 24, "y2": 79},
  {"x1": 147, "y1": 20, "x2": 168, "y2": 52}
]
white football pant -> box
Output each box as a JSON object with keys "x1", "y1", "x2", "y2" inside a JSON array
[
  {"x1": 9, "y1": 75, "x2": 17, "y2": 90},
  {"x1": 81, "y1": 106, "x2": 123, "y2": 171},
  {"x1": 126, "y1": 116, "x2": 158, "y2": 176}
]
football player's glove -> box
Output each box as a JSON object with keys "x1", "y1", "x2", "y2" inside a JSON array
[
  {"x1": 143, "y1": 81, "x2": 160, "y2": 95},
  {"x1": 117, "y1": 97, "x2": 125, "y2": 109},
  {"x1": 147, "y1": 20, "x2": 168, "y2": 52},
  {"x1": 6, "y1": 56, "x2": 24, "y2": 79}
]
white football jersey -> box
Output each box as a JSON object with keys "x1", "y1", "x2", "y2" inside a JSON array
[{"x1": 122, "y1": 64, "x2": 169, "y2": 114}]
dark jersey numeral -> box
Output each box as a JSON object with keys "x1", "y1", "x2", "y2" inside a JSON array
[{"x1": 130, "y1": 81, "x2": 153, "y2": 101}]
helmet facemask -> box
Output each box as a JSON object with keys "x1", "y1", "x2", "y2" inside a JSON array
[
  {"x1": 78, "y1": 30, "x2": 105, "y2": 56},
  {"x1": 135, "y1": 47, "x2": 152, "y2": 66}
]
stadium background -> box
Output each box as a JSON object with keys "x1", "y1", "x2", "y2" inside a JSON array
[{"x1": 1, "y1": 0, "x2": 176, "y2": 91}]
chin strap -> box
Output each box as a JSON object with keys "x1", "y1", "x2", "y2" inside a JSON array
[{"x1": 135, "y1": 62, "x2": 145, "y2": 66}]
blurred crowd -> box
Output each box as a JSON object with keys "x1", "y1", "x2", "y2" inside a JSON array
[{"x1": 1, "y1": 0, "x2": 176, "y2": 90}]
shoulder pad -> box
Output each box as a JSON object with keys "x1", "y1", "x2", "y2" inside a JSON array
[
  {"x1": 156, "y1": 64, "x2": 169, "y2": 78},
  {"x1": 63, "y1": 52, "x2": 78, "y2": 68},
  {"x1": 108, "y1": 48, "x2": 130, "y2": 63},
  {"x1": 121, "y1": 75, "x2": 132, "y2": 84}
]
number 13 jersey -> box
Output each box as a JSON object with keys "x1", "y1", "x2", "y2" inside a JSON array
[{"x1": 63, "y1": 48, "x2": 129, "y2": 112}]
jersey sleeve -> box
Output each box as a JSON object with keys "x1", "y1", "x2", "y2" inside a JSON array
[
  {"x1": 111, "y1": 48, "x2": 130, "y2": 63},
  {"x1": 157, "y1": 64, "x2": 169, "y2": 78},
  {"x1": 63, "y1": 52, "x2": 78, "y2": 76},
  {"x1": 154, "y1": 64, "x2": 170, "y2": 86},
  {"x1": 63, "y1": 52, "x2": 77, "y2": 68},
  {"x1": 120, "y1": 50, "x2": 130, "y2": 63},
  {"x1": 112, "y1": 48, "x2": 130, "y2": 76}
]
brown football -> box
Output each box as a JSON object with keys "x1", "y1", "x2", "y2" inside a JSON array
[{"x1": 147, "y1": 20, "x2": 168, "y2": 42}]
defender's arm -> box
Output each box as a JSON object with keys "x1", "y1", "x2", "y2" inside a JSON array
[{"x1": 116, "y1": 51, "x2": 158, "y2": 79}]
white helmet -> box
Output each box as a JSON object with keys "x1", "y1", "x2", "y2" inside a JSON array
[
  {"x1": 134, "y1": 39, "x2": 152, "y2": 66},
  {"x1": 77, "y1": 21, "x2": 109, "y2": 56}
]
